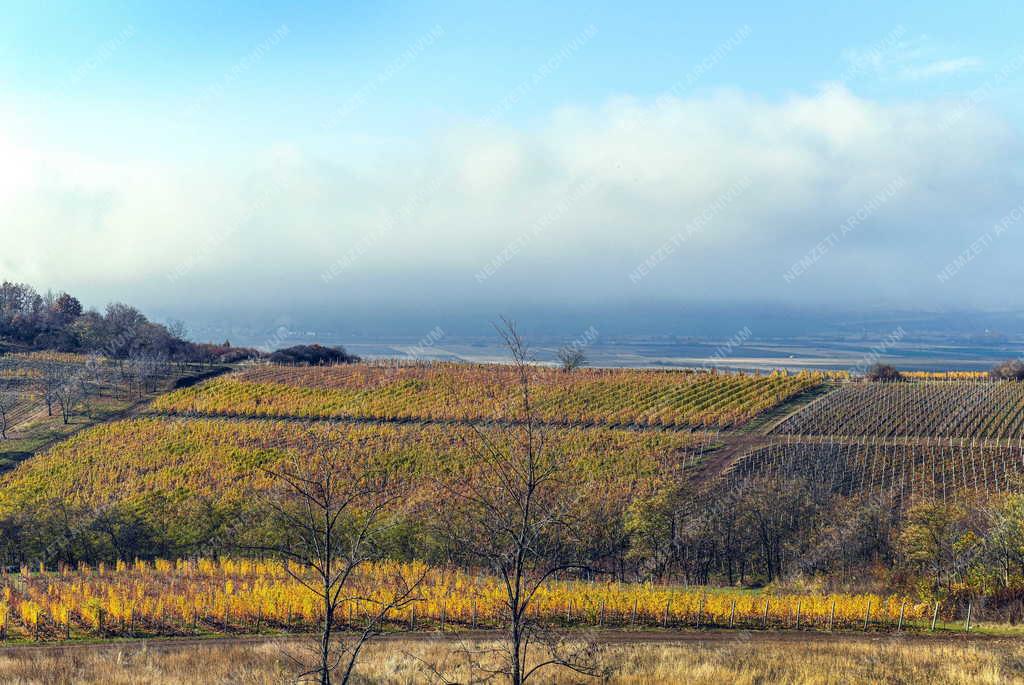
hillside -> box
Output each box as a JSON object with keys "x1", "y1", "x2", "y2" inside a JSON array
[
  {"x1": 0, "y1": 416, "x2": 715, "y2": 559},
  {"x1": 2, "y1": 360, "x2": 1024, "y2": 638},
  {"x1": 152, "y1": 363, "x2": 824, "y2": 428},
  {"x1": 0, "y1": 352, "x2": 227, "y2": 473}
]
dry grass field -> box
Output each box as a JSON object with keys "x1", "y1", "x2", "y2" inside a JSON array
[{"x1": 0, "y1": 634, "x2": 1021, "y2": 684}]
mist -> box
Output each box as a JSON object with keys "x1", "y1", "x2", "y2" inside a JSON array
[{"x1": 6, "y1": 86, "x2": 1024, "y2": 340}]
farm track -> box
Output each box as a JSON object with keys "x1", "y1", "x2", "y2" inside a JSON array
[
  {"x1": 689, "y1": 434, "x2": 766, "y2": 487},
  {"x1": 686, "y1": 384, "x2": 844, "y2": 487},
  {"x1": 0, "y1": 627, "x2": 1007, "y2": 655},
  {"x1": 750, "y1": 382, "x2": 839, "y2": 435}
]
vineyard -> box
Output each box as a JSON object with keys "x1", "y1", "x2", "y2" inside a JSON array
[
  {"x1": 151, "y1": 363, "x2": 824, "y2": 429},
  {"x1": 771, "y1": 380, "x2": 1024, "y2": 440},
  {"x1": 0, "y1": 417, "x2": 718, "y2": 520},
  {"x1": 3, "y1": 356, "x2": 1024, "y2": 651},
  {"x1": 0, "y1": 558, "x2": 935, "y2": 641},
  {"x1": 902, "y1": 371, "x2": 990, "y2": 381},
  {"x1": 724, "y1": 438, "x2": 1024, "y2": 504}
]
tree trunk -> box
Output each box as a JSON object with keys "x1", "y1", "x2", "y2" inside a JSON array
[
  {"x1": 510, "y1": 622, "x2": 523, "y2": 685},
  {"x1": 321, "y1": 602, "x2": 333, "y2": 685}
]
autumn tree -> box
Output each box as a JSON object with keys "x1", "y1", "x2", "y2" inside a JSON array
[
  {"x1": 52, "y1": 365, "x2": 83, "y2": 425},
  {"x1": 977, "y1": 495, "x2": 1024, "y2": 588},
  {"x1": 732, "y1": 475, "x2": 820, "y2": 583},
  {"x1": 52, "y1": 292, "x2": 83, "y2": 321},
  {"x1": 624, "y1": 486, "x2": 685, "y2": 582},
  {"x1": 897, "y1": 500, "x2": 974, "y2": 594}
]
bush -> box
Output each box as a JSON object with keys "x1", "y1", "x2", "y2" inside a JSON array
[
  {"x1": 990, "y1": 359, "x2": 1024, "y2": 381},
  {"x1": 865, "y1": 363, "x2": 902, "y2": 382},
  {"x1": 557, "y1": 346, "x2": 586, "y2": 372},
  {"x1": 269, "y1": 344, "x2": 360, "y2": 366}
]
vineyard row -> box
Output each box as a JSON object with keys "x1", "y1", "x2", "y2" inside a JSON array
[
  {"x1": 726, "y1": 438, "x2": 1024, "y2": 505},
  {"x1": 772, "y1": 381, "x2": 1024, "y2": 440},
  {"x1": 152, "y1": 366, "x2": 824, "y2": 429},
  {"x1": 0, "y1": 559, "x2": 949, "y2": 641}
]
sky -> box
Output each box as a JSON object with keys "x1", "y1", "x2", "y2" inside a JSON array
[{"x1": 3, "y1": 1, "x2": 1024, "y2": 340}]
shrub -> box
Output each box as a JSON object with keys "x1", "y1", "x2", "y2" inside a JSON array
[
  {"x1": 865, "y1": 363, "x2": 902, "y2": 382},
  {"x1": 990, "y1": 359, "x2": 1024, "y2": 381},
  {"x1": 268, "y1": 344, "x2": 360, "y2": 366}
]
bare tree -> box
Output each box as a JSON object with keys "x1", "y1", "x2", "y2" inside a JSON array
[
  {"x1": 37, "y1": 361, "x2": 62, "y2": 417},
  {"x1": 556, "y1": 345, "x2": 586, "y2": 372},
  {"x1": 53, "y1": 367, "x2": 82, "y2": 425},
  {"x1": 439, "y1": 319, "x2": 603, "y2": 684},
  {"x1": 0, "y1": 378, "x2": 18, "y2": 439},
  {"x1": 991, "y1": 359, "x2": 1024, "y2": 381},
  {"x1": 166, "y1": 318, "x2": 188, "y2": 341},
  {"x1": 257, "y1": 426, "x2": 421, "y2": 685},
  {"x1": 126, "y1": 350, "x2": 165, "y2": 398}
]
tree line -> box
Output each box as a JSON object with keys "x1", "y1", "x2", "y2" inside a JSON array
[
  {"x1": 0, "y1": 281, "x2": 258, "y2": 364},
  {"x1": 0, "y1": 281, "x2": 363, "y2": 366}
]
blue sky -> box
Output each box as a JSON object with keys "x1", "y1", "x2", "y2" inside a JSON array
[
  {"x1": 3, "y1": 2, "x2": 1018, "y2": 154},
  {"x1": 6, "y1": 3, "x2": 1020, "y2": 141},
  {"x1": 3, "y1": 2, "x2": 1024, "y2": 333}
]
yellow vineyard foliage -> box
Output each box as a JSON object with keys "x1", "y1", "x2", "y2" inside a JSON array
[
  {"x1": 0, "y1": 418, "x2": 712, "y2": 518},
  {"x1": 0, "y1": 558, "x2": 931, "y2": 640},
  {"x1": 152, "y1": 364, "x2": 824, "y2": 429}
]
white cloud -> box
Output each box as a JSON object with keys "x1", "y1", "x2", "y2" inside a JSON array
[
  {"x1": 842, "y1": 36, "x2": 982, "y2": 81},
  {"x1": 901, "y1": 57, "x2": 984, "y2": 80},
  {"x1": 1, "y1": 86, "x2": 1021, "y2": 311}
]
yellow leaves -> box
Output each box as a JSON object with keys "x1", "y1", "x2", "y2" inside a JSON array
[
  {"x1": 904, "y1": 371, "x2": 989, "y2": 381},
  {"x1": 0, "y1": 418, "x2": 708, "y2": 526},
  {"x1": 18, "y1": 600, "x2": 40, "y2": 627},
  {"x1": 80, "y1": 598, "x2": 103, "y2": 630},
  {"x1": 50, "y1": 601, "x2": 71, "y2": 625},
  {"x1": 0, "y1": 557, "x2": 931, "y2": 640},
  {"x1": 152, "y1": 364, "x2": 822, "y2": 430}
]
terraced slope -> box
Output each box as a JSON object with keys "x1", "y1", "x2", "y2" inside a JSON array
[{"x1": 152, "y1": 363, "x2": 824, "y2": 429}]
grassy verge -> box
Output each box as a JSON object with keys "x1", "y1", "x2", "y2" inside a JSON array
[{"x1": 1, "y1": 632, "x2": 1022, "y2": 684}]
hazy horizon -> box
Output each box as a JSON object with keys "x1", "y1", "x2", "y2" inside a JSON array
[{"x1": 5, "y1": 3, "x2": 1024, "y2": 339}]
